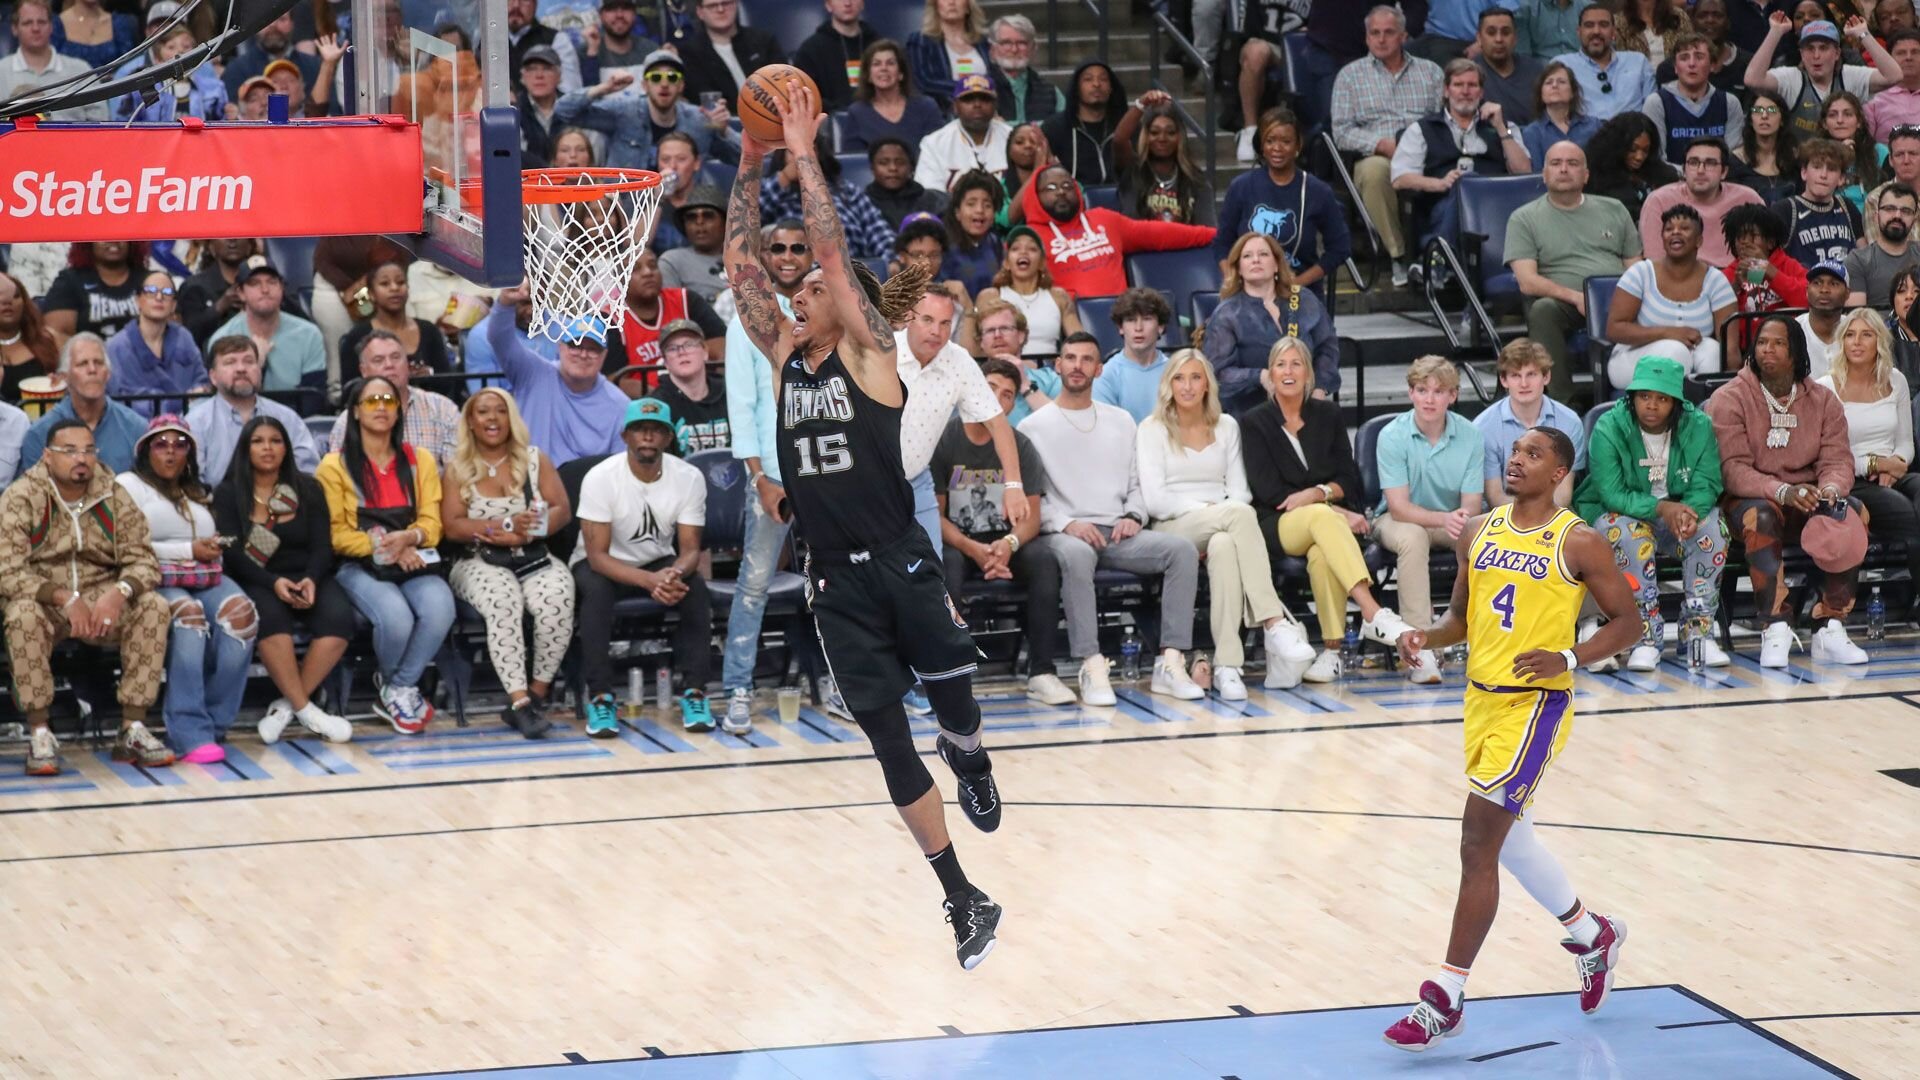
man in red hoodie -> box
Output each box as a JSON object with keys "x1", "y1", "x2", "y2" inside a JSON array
[{"x1": 1020, "y1": 164, "x2": 1215, "y2": 299}]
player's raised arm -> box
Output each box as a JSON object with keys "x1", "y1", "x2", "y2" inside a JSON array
[{"x1": 723, "y1": 129, "x2": 792, "y2": 366}]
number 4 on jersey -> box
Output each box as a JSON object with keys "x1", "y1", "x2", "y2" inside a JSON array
[{"x1": 1491, "y1": 582, "x2": 1517, "y2": 630}]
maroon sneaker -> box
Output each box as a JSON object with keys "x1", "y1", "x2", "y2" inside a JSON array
[
  {"x1": 1562, "y1": 913, "x2": 1628, "y2": 1014},
  {"x1": 1382, "y1": 980, "x2": 1464, "y2": 1052}
]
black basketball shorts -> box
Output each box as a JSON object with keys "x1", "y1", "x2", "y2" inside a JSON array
[{"x1": 804, "y1": 529, "x2": 981, "y2": 712}]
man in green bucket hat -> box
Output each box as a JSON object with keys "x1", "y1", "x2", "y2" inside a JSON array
[{"x1": 1573, "y1": 356, "x2": 1730, "y2": 671}]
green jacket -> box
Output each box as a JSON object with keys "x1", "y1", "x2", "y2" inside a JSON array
[{"x1": 1573, "y1": 398, "x2": 1723, "y2": 523}]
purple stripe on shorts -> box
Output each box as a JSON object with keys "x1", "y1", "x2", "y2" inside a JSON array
[{"x1": 1496, "y1": 689, "x2": 1569, "y2": 813}]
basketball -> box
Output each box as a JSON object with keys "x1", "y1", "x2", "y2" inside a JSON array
[{"x1": 738, "y1": 64, "x2": 821, "y2": 148}]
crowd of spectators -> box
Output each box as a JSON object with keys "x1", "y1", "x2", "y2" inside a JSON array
[{"x1": 4, "y1": 0, "x2": 1920, "y2": 774}]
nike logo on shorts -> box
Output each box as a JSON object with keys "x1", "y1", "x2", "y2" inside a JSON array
[{"x1": 908, "y1": 559, "x2": 923, "y2": 573}]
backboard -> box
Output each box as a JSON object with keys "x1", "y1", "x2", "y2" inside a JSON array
[{"x1": 353, "y1": 0, "x2": 522, "y2": 286}]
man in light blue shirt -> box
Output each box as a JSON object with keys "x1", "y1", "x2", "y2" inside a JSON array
[
  {"x1": 1372, "y1": 356, "x2": 1485, "y2": 683},
  {"x1": 1553, "y1": 4, "x2": 1654, "y2": 121},
  {"x1": 1092, "y1": 287, "x2": 1173, "y2": 422},
  {"x1": 1475, "y1": 338, "x2": 1588, "y2": 509},
  {"x1": 185, "y1": 336, "x2": 321, "y2": 486},
  {"x1": 20, "y1": 333, "x2": 148, "y2": 475},
  {"x1": 208, "y1": 262, "x2": 326, "y2": 398}
]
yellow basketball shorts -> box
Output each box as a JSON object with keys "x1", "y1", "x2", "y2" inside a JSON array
[{"x1": 1463, "y1": 682, "x2": 1574, "y2": 814}]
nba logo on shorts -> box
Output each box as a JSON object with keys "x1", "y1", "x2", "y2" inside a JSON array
[{"x1": 944, "y1": 593, "x2": 968, "y2": 629}]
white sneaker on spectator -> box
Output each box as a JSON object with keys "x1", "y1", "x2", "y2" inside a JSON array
[
  {"x1": 1027, "y1": 673, "x2": 1076, "y2": 706},
  {"x1": 1391, "y1": 260, "x2": 1411, "y2": 288},
  {"x1": 296, "y1": 703, "x2": 353, "y2": 743},
  {"x1": 258, "y1": 698, "x2": 294, "y2": 744},
  {"x1": 1236, "y1": 125, "x2": 1257, "y2": 163},
  {"x1": 1578, "y1": 618, "x2": 1619, "y2": 673},
  {"x1": 1405, "y1": 649, "x2": 1442, "y2": 684},
  {"x1": 1811, "y1": 619, "x2": 1868, "y2": 664},
  {"x1": 1626, "y1": 644, "x2": 1662, "y2": 672},
  {"x1": 1303, "y1": 649, "x2": 1342, "y2": 684},
  {"x1": 1362, "y1": 607, "x2": 1415, "y2": 646},
  {"x1": 1150, "y1": 650, "x2": 1204, "y2": 700},
  {"x1": 1078, "y1": 655, "x2": 1118, "y2": 706},
  {"x1": 1758, "y1": 620, "x2": 1799, "y2": 668},
  {"x1": 1214, "y1": 666, "x2": 1248, "y2": 700},
  {"x1": 1264, "y1": 617, "x2": 1316, "y2": 666}
]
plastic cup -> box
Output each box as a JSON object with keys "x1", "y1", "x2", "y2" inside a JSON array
[{"x1": 776, "y1": 686, "x2": 801, "y2": 723}]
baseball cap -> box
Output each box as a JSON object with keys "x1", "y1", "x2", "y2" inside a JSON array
[
  {"x1": 623, "y1": 397, "x2": 677, "y2": 432},
  {"x1": 240, "y1": 256, "x2": 281, "y2": 283},
  {"x1": 1004, "y1": 224, "x2": 1041, "y2": 250},
  {"x1": 1800, "y1": 19, "x2": 1840, "y2": 43},
  {"x1": 955, "y1": 73, "x2": 995, "y2": 99},
  {"x1": 1808, "y1": 259, "x2": 1848, "y2": 284},
  {"x1": 1623, "y1": 355, "x2": 1685, "y2": 400},
  {"x1": 601, "y1": 0, "x2": 636, "y2": 7},
  {"x1": 262, "y1": 58, "x2": 302, "y2": 83},
  {"x1": 237, "y1": 75, "x2": 274, "y2": 100},
  {"x1": 557, "y1": 313, "x2": 609, "y2": 346},
  {"x1": 660, "y1": 318, "x2": 705, "y2": 345},
  {"x1": 145, "y1": 1, "x2": 182, "y2": 25},
  {"x1": 521, "y1": 45, "x2": 561, "y2": 70},
  {"x1": 643, "y1": 48, "x2": 686, "y2": 75}
]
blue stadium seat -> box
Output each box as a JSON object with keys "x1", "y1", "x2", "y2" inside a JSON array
[
  {"x1": 687, "y1": 449, "x2": 805, "y2": 605},
  {"x1": 702, "y1": 162, "x2": 738, "y2": 197},
  {"x1": 1125, "y1": 248, "x2": 1224, "y2": 330},
  {"x1": 831, "y1": 111, "x2": 856, "y2": 154},
  {"x1": 1280, "y1": 34, "x2": 1326, "y2": 137},
  {"x1": 1583, "y1": 401, "x2": 1613, "y2": 446},
  {"x1": 836, "y1": 152, "x2": 874, "y2": 193},
  {"x1": 1458, "y1": 174, "x2": 1546, "y2": 299},
  {"x1": 1354, "y1": 413, "x2": 1395, "y2": 512},
  {"x1": 866, "y1": 0, "x2": 924, "y2": 46},
  {"x1": 1083, "y1": 185, "x2": 1120, "y2": 211},
  {"x1": 306, "y1": 414, "x2": 335, "y2": 445},
  {"x1": 1586, "y1": 273, "x2": 1622, "y2": 398},
  {"x1": 1191, "y1": 290, "x2": 1221, "y2": 329},
  {"x1": 739, "y1": 1, "x2": 821, "y2": 65},
  {"x1": 1078, "y1": 296, "x2": 1121, "y2": 356}
]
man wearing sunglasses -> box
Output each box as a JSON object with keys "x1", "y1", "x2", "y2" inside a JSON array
[
  {"x1": 557, "y1": 48, "x2": 742, "y2": 172},
  {"x1": 106, "y1": 270, "x2": 207, "y2": 420},
  {"x1": 1551, "y1": 3, "x2": 1654, "y2": 121},
  {"x1": 658, "y1": 184, "x2": 732, "y2": 301}
]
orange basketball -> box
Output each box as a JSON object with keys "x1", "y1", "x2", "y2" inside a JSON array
[{"x1": 738, "y1": 64, "x2": 821, "y2": 148}]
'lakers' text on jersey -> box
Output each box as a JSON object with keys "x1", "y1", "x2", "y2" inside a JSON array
[
  {"x1": 1465, "y1": 506, "x2": 1587, "y2": 692},
  {"x1": 776, "y1": 348, "x2": 915, "y2": 552}
]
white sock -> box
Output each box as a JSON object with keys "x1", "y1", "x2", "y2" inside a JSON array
[
  {"x1": 1433, "y1": 963, "x2": 1469, "y2": 1007},
  {"x1": 1560, "y1": 901, "x2": 1602, "y2": 948},
  {"x1": 1498, "y1": 810, "x2": 1578, "y2": 918}
]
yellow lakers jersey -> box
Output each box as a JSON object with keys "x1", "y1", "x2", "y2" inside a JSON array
[{"x1": 1465, "y1": 506, "x2": 1587, "y2": 691}]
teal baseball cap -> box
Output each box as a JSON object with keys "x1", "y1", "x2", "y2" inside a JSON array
[
  {"x1": 557, "y1": 313, "x2": 609, "y2": 346},
  {"x1": 623, "y1": 396, "x2": 677, "y2": 432}
]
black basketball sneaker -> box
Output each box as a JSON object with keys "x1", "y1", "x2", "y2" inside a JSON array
[
  {"x1": 943, "y1": 887, "x2": 1003, "y2": 970},
  {"x1": 937, "y1": 734, "x2": 1001, "y2": 832}
]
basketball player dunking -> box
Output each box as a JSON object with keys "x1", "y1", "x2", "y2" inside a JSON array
[
  {"x1": 1383, "y1": 427, "x2": 1642, "y2": 1050},
  {"x1": 725, "y1": 83, "x2": 1005, "y2": 969}
]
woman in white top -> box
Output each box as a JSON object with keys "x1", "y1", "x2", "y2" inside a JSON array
[
  {"x1": 115, "y1": 416, "x2": 264, "y2": 763},
  {"x1": 1605, "y1": 203, "x2": 1737, "y2": 389},
  {"x1": 1135, "y1": 351, "x2": 1315, "y2": 699},
  {"x1": 1817, "y1": 308, "x2": 1920, "y2": 588},
  {"x1": 976, "y1": 225, "x2": 1082, "y2": 357}
]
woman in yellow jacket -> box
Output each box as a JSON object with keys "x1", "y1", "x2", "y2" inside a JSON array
[{"x1": 318, "y1": 375, "x2": 455, "y2": 734}]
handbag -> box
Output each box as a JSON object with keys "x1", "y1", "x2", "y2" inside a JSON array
[
  {"x1": 470, "y1": 449, "x2": 552, "y2": 579},
  {"x1": 160, "y1": 504, "x2": 222, "y2": 589},
  {"x1": 357, "y1": 504, "x2": 448, "y2": 583}
]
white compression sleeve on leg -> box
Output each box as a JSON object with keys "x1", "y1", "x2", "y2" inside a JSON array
[{"x1": 1498, "y1": 809, "x2": 1578, "y2": 918}]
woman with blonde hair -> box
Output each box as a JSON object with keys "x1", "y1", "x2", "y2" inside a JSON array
[
  {"x1": 1239, "y1": 337, "x2": 1414, "y2": 681},
  {"x1": 1203, "y1": 231, "x2": 1339, "y2": 413},
  {"x1": 1136, "y1": 350, "x2": 1316, "y2": 694},
  {"x1": 904, "y1": 0, "x2": 997, "y2": 110},
  {"x1": 1817, "y1": 308, "x2": 1920, "y2": 593},
  {"x1": 441, "y1": 387, "x2": 575, "y2": 738}
]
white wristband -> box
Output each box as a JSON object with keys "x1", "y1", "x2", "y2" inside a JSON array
[
  {"x1": 1005, "y1": 481, "x2": 1023, "y2": 490},
  {"x1": 1560, "y1": 648, "x2": 1579, "y2": 671}
]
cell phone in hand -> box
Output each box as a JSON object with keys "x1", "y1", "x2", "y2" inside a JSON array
[{"x1": 417, "y1": 548, "x2": 443, "y2": 565}]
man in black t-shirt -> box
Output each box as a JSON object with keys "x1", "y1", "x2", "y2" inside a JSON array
[{"x1": 648, "y1": 319, "x2": 730, "y2": 453}]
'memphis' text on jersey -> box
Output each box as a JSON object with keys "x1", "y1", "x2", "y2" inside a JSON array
[{"x1": 783, "y1": 373, "x2": 855, "y2": 427}]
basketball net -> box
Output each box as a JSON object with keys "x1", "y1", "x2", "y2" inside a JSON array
[{"x1": 520, "y1": 168, "x2": 666, "y2": 341}]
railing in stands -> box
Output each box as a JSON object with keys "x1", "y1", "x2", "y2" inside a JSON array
[
  {"x1": 108, "y1": 372, "x2": 512, "y2": 419},
  {"x1": 1318, "y1": 132, "x2": 1384, "y2": 294},
  {"x1": 1417, "y1": 237, "x2": 1503, "y2": 403},
  {"x1": 1145, "y1": 1, "x2": 1216, "y2": 200},
  {"x1": 1047, "y1": 0, "x2": 1109, "y2": 69}
]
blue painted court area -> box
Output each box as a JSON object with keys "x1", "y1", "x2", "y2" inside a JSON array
[{"x1": 409, "y1": 986, "x2": 1841, "y2": 1079}]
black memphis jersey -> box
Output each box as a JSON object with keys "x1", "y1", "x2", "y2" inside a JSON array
[{"x1": 776, "y1": 347, "x2": 915, "y2": 551}]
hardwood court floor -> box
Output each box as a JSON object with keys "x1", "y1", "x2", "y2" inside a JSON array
[{"x1": 0, "y1": 644, "x2": 1914, "y2": 1078}]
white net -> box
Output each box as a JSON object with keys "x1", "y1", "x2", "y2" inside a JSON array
[{"x1": 521, "y1": 169, "x2": 665, "y2": 341}]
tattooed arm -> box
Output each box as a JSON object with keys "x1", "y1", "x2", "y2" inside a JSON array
[{"x1": 723, "y1": 134, "x2": 793, "y2": 370}]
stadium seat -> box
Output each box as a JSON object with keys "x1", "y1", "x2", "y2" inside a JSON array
[
  {"x1": 1458, "y1": 174, "x2": 1546, "y2": 299},
  {"x1": 738, "y1": 0, "x2": 821, "y2": 63},
  {"x1": 866, "y1": 0, "x2": 924, "y2": 46},
  {"x1": 1191, "y1": 290, "x2": 1220, "y2": 329},
  {"x1": 830, "y1": 111, "x2": 855, "y2": 154},
  {"x1": 703, "y1": 162, "x2": 738, "y2": 197},
  {"x1": 1078, "y1": 296, "x2": 1120, "y2": 356},
  {"x1": 1354, "y1": 413, "x2": 1395, "y2": 512},
  {"x1": 1126, "y1": 248, "x2": 1225, "y2": 329},
  {"x1": 1083, "y1": 185, "x2": 1120, "y2": 212},
  {"x1": 306, "y1": 414, "x2": 335, "y2": 445},
  {"x1": 836, "y1": 152, "x2": 874, "y2": 193},
  {"x1": 687, "y1": 448, "x2": 805, "y2": 605},
  {"x1": 1586, "y1": 273, "x2": 1620, "y2": 398},
  {"x1": 1280, "y1": 34, "x2": 1327, "y2": 136}
]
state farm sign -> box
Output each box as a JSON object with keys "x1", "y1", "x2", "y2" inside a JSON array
[{"x1": 0, "y1": 116, "x2": 423, "y2": 242}]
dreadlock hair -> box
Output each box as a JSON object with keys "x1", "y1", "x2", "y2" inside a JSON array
[
  {"x1": 1722, "y1": 202, "x2": 1787, "y2": 255},
  {"x1": 855, "y1": 258, "x2": 931, "y2": 328}
]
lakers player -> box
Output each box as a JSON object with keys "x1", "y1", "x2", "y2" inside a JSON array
[{"x1": 1383, "y1": 427, "x2": 1643, "y2": 1052}]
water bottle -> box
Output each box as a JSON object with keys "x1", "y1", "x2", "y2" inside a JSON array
[
  {"x1": 1119, "y1": 626, "x2": 1142, "y2": 682},
  {"x1": 624, "y1": 666, "x2": 646, "y2": 719},
  {"x1": 1339, "y1": 621, "x2": 1361, "y2": 680},
  {"x1": 1867, "y1": 588, "x2": 1886, "y2": 641},
  {"x1": 655, "y1": 661, "x2": 673, "y2": 710},
  {"x1": 1687, "y1": 634, "x2": 1706, "y2": 673}
]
